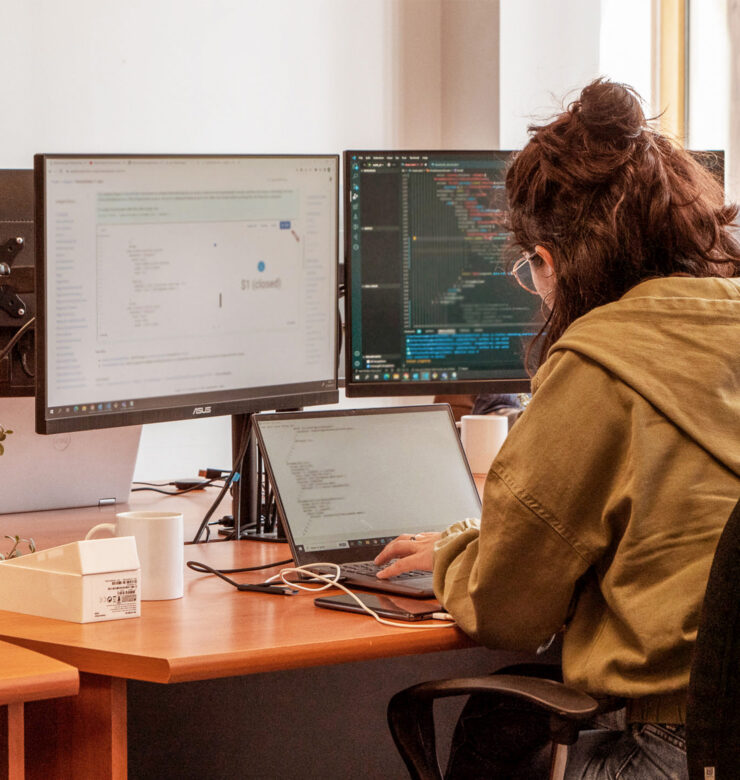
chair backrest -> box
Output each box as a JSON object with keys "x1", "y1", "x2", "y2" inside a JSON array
[{"x1": 686, "y1": 496, "x2": 740, "y2": 780}]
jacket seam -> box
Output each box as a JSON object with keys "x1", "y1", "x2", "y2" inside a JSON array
[{"x1": 490, "y1": 462, "x2": 595, "y2": 565}]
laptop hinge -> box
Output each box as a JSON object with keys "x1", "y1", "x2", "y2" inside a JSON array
[{"x1": 98, "y1": 497, "x2": 116, "y2": 506}]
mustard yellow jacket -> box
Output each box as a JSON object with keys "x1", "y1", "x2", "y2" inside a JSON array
[{"x1": 433, "y1": 276, "x2": 740, "y2": 723}]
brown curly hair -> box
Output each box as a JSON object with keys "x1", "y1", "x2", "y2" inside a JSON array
[{"x1": 506, "y1": 78, "x2": 740, "y2": 371}]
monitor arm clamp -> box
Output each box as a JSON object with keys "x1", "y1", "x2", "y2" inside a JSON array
[{"x1": 0, "y1": 237, "x2": 27, "y2": 318}]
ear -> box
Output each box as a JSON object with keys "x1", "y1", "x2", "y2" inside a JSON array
[{"x1": 534, "y1": 245, "x2": 555, "y2": 272}]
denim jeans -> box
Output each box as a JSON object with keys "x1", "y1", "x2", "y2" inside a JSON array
[
  {"x1": 445, "y1": 684, "x2": 687, "y2": 779},
  {"x1": 564, "y1": 723, "x2": 687, "y2": 779}
]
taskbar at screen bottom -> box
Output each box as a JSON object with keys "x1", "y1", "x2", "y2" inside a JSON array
[
  {"x1": 39, "y1": 384, "x2": 339, "y2": 433},
  {"x1": 345, "y1": 374, "x2": 531, "y2": 397},
  {"x1": 296, "y1": 536, "x2": 398, "y2": 555},
  {"x1": 351, "y1": 367, "x2": 529, "y2": 382}
]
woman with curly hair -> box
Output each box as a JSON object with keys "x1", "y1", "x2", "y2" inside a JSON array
[{"x1": 376, "y1": 79, "x2": 740, "y2": 778}]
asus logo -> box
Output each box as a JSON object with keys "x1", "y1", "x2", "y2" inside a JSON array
[{"x1": 193, "y1": 406, "x2": 212, "y2": 416}]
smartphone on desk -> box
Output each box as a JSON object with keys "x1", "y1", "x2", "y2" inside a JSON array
[{"x1": 314, "y1": 592, "x2": 444, "y2": 621}]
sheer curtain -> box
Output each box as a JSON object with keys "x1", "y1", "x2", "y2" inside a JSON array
[{"x1": 728, "y1": 1, "x2": 740, "y2": 199}]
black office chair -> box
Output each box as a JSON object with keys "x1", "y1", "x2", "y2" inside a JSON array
[{"x1": 387, "y1": 496, "x2": 740, "y2": 780}]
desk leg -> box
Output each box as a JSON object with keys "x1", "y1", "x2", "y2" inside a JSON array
[
  {"x1": 1, "y1": 702, "x2": 25, "y2": 780},
  {"x1": 24, "y1": 673, "x2": 126, "y2": 780}
]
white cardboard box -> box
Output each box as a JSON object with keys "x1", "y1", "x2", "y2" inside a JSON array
[{"x1": 0, "y1": 537, "x2": 141, "y2": 622}]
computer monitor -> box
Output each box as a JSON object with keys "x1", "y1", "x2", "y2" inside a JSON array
[
  {"x1": 343, "y1": 150, "x2": 541, "y2": 397},
  {"x1": 690, "y1": 149, "x2": 725, "y2": 188},
  {"x1": 0, "y1": 169, "x2": 35, "y2": 398},
  {"x1": 35, "y1": 154, "x2": 339, "y2": 435}
]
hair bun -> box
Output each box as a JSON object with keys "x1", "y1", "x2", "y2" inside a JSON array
[{"x1": 575, "y1": 78, "x2": 646, "y2": 144}]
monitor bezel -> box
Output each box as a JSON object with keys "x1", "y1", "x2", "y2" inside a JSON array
[
  {"x1": 343, "y1": 149, "x2": 533, "y2": 398},
  {"x1": 35, "y1": 153, "x2": 340, "y2": 434}
]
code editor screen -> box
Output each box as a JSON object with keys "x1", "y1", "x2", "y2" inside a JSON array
[{"x1": 346, "y1": 151, "x2": 540, "y2": 394}]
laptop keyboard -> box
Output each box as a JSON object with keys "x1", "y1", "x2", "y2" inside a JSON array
[{"x1": 342, "y1": 561, "x2": 432, "y2": 581}]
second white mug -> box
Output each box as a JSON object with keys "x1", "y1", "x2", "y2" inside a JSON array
[{"x1": 460, "y1": 414, "x2": 509, "y2": 475}]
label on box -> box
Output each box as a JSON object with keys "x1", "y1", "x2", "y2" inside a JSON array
[{"x1": 91, "y1": 573, "x2": 140, "y2": 619}]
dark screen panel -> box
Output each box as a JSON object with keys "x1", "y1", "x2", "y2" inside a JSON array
[
  {"x1": 0, "y1": 170, "x2": 35, "y2": 397},
  {"x1": 344, "y1": 150, "x2": 540, "y2": 396}
]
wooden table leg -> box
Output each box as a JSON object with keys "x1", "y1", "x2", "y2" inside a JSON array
[
  {"x1": 1, "y1": 702, "x2": 25, "y2": 780},
  {"x1": 24, "y1": 673, "x2": 126, "y2": 780}
]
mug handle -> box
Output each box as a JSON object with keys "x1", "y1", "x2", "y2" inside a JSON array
[{"x1": 85, "y1": 523, "x2": 117, "y2": 540}]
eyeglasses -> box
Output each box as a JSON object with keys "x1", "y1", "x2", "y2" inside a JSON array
[{"x1": 512, "y1": 251, "x2": 539, "y2": 295}]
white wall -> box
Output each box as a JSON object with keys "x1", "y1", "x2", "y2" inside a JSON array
[
  {"x1": 690, "y1": 0, "x2": 730, "y2": 154},
  {"x1": 731, "y1": 2, "x2": 740, "y2": 200},
  {"x1": 3, "y1": 0, "x2": 660, "y2": 482},
  {"x1": 3, "y1": 1, "x2": 397, "y2": 163},
  {"x1": 499, "y1": 0, "x2": 602, "y2": 148},
  {"x1": 499, "y1": 0, "x2": 653, "y2": 149},
  {"x1": 690, "y1": 0, "x2": 732, "y2": 196},
  {"x1": 392, "y1": 0, "x2": 501, "y2": 149},
  {"x1": 440, "y1": 0, "x2": 501, "y2": 148},
  {"x1": 6, "y1": 0, "x2": 493, "y2": 481},
  {"x1": 599, "y1": 0, "x2": 653, "y2": 107},
  {"x1": 4, "y1": 0, "x2": 404, "y2": 480}
]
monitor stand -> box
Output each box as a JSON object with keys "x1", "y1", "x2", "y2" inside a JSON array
[{"x1": 226, "y1": 412, "x2": 287, "y2": 542}]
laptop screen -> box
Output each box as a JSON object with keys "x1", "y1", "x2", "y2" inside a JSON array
[{"x1": 254, "y1": 405, "x2": 482, "y2": 560}]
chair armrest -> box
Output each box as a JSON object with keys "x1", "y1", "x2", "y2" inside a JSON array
[
  {"x1": 399, "y1": 675, "x2": 599, "y2": 718},
  {"x1": 387, "y1": 674, "x2": 600, "y2": 780}
]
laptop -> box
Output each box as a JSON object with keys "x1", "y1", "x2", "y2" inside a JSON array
[
  {"x1": 0, "y1": 397, "x2": 141, "y2": 514},
  {"x1": 253, "y1": 405, "x2": 482, "y2": 597}
]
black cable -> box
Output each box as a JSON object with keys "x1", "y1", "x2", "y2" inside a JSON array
[
  {"x1": 18, "y1": 331, "x2": 34, "y2": 378},
  {"x1": 187, "y1": 558, "x2": 292, "y2": 575},
  {"x1": 0, "y1": 317, "x2": 35, "y2": 362},
  {"x1": 218, "y1": 526, "x2": 249, "y2": 541},
  {"x1": 131, "y1": 479, "x2": 221, "y2": 496},
  {"x1": 186, "y1": 560, "x2": 297, "y2": 595},
  {"x1": 191, "y1": 416, "x2": 253, "y2": 544}
]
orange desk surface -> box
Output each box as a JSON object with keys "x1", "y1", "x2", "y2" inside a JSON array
[
  {"x1": 0, "y1": 539, "x2": 474, "y2": 685},
  {"x1": 0, "y1": 640, "x2": 78, "y2": 780},
  {"x1": 0, "y1": 485, "x2": 234, "y2": 551},
  {"x1": 0, "y1": 641, "x2": 78, "y2": 707},
  {"x1": 0, "y1": 481, "x2": 484, "y2": 778}
]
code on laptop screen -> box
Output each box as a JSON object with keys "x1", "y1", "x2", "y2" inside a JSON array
[{"x1": 255, "y1": 406, "x2": 482, "y2": 554}]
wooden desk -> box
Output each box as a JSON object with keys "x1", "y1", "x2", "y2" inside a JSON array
[
  {"x1": 0, "y1": 539, "x2": 475, "y2": 778},
  {"x1": 0, "y1": 478, "x2": 495, "y2": 778},
  {"x1": 0, "y1": 486, "x2": 233, "y2": 551},
  {"x1": 0, "y1": 641, "x2": 78, "y2": 780}
]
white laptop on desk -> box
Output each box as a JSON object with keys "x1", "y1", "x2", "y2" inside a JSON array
[
  {"x1": 0, "y1": 397, "x2": 141, "y2": 514},
  {"x1": 253, "y1": 404, "x2": 482, "y2": 598}
]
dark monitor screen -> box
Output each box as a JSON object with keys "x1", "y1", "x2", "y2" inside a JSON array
[
  {"x1": 690, "y1": 149, "x2": 725, "y2": 188},
  {"x1": 344, "y1": 150, "x2": 541, "y2": 397},
  {"x1": 35, "y1": 154, "x2": 339, "y2": 434},
  {"x1": 0, "y1": 169, "x2": 35, "y2": 398}
]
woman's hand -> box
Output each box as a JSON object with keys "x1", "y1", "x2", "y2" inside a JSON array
[{"x1": 373, "y1": 532, "x2": 442, "y2": 579}]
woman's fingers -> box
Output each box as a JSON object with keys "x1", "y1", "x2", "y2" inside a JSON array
[
  {"x1": 374, "y1": 539, "x2": 417, "y2": 567},
  {"x1": 374, "y1": 532, "x2": 440, "y2": 578}
]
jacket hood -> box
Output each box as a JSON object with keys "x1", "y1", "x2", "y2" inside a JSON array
[{"x1": 533, "y1": 276, "x2": 740, "y2": 477}]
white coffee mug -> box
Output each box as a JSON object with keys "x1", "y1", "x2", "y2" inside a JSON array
[
  {"x1": 85, "y1": 511, "x2": 184, "y2": 600},
  {"x1": 460, "y1": 414, "x2": 509, "y2": 475}
]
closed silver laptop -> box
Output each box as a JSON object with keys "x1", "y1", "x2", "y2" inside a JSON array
[{"x1": 0, "y1": 397, "x2": 141, "y2": 514}]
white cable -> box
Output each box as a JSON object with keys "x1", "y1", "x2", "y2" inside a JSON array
[{"x1": 277, "y1": 564, "x2": 458, "y2": 630}]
